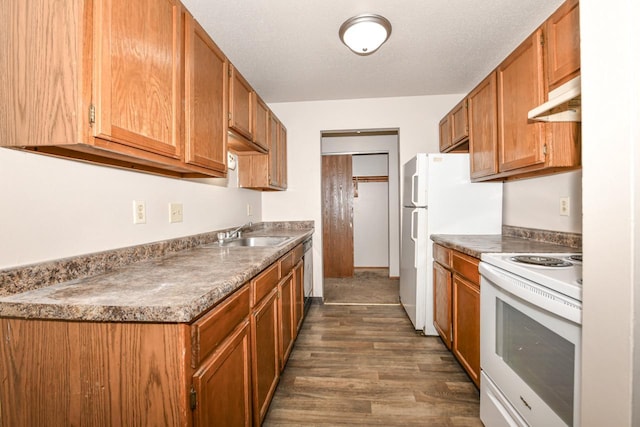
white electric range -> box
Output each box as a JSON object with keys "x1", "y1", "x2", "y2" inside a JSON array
[
  {"x1": 482, "y1": 252, "x2": 582, "y2": 301},
  {"x1": 479, "y1": 252, "x2": 583, "y2": 427}
]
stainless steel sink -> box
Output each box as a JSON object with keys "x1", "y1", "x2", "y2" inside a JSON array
[{"x1": 219, "y1": 236, "x2": 292, "y2": 247}]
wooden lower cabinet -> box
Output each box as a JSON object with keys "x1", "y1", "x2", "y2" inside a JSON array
[
  {"x1": 193, "y1": 320, "x2": 252, "y2": 427},
  {"x1": 278, "y1": 271, "x2": 296, "y2": 371},
  {"x1": 432, "y1": 243, "x2": 481, "y2": 387},
  {"x1": 293, "y1": 260, "x2": 305, "y2": 331},
  {"x1": 433, "y1": 261, "x2": 453, "y2": 349},
  {"x1": 251, "y1": 287, "x2": 280, "y2": 425},
  {"x1": 0, "y1": 319, "x2": 192, "y2": 426},
  {"x1": 452, "y1": 273, "x2": 481, "y2": 387},
  {"x1": 0, "y1": 243, "x2": 308, "y2": 426}
]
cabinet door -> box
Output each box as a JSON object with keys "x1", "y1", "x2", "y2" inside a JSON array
[
  {"x1": 184, "y1": 15, "x2": 227, "y2": 174},
  {"x1": 433, "y1": 261, "x2": 453, "y2": 350},
  {"x1": 452, "y1": 274, "x2": 480, "y2": 387},
  {"x1": 268, "y1": 113, "x2": 280, "y2": 188},
  {"x1": 438, "y1": 116, "x2": 451, "y2": 152},
  {"x1": 193, "y1": 321, "x2": 252, "y2": 427},
  {"x1": 293, "y1": 261, "x2": 304, "y2": 332},
  {"x1": 93, "y1": 0, "x2": 182, "y2": 158},
  {"x1": 278, "y1": 272, "x2": 295, "y2": 371},
  {"x1": 278, "y1": 123, "x2": 288, "y2": 189},
  {"x1": 450, "y1": 99, "x2": 469, "y2": 144},
  {"x1": 497, "y1": 29, "x2": 546, "y2": 173},
  {"x1": 0, "y1": 0, "x2": 87, "y2": 147},
  {"x1": 545, "y1": 0, "x2": 580, "y2": 90},
  {"x1": 251, "y1": 288, "x2": 280, "y2": 425},
  {"x1": 229, "y1": 65, "x2": 254, "y2": 141},
  {"x1": 469, "y1": 72, "x2": 499, "y2": 179},
  {"x1": 253, "y1": 95, "x2": 269, "y2": 152}
]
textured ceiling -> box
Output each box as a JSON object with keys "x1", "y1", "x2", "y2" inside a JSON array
[{"x1": 181, "y1": 0, "x2": 566, "y2": 103}]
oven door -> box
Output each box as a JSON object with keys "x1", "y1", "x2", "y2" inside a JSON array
[{"x1": 480, "y1": 262, "x2": 582, "y2": 427}]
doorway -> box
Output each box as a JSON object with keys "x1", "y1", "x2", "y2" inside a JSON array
[{"x1": 320, "y1": 130, "x2": 400, "y2": 305}]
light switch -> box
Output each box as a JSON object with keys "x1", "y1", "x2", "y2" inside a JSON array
[
  {"x1": 133, "y1": 201, "x2": 146, "y2": 224},
  {"x1": 559, "y1": 197, "x2": 570, "y2": 216},
  {"x1": 169, "y1": 203, "x2": 183, "y2": 223}
]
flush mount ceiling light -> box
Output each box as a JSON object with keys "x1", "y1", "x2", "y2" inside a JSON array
[{"x1": 339, "y1": 14, "x2": 392, "y2": 56}]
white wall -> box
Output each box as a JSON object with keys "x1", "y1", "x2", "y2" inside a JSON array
[
  {"x1": 581, "y1": 1, "x2": 639, "y2": 425},
  {"x1": 0, "y1": 149, "x2": 261, "y2": 269},
  {"x1": 353, "y1": 182, "x2": 388, "y2": 267},
  {"x1": 503, "y1": 170, "x2": 582, "y2": 233},
  {"x1": 352, "y1": 154, "x2": 389, "y2": 268},
  {"x1": 263, "y1": 95, "x2": 461, "y2": 298},
  {"x1": 352, "y1": 153, "x2": 388, "y2": 176}
]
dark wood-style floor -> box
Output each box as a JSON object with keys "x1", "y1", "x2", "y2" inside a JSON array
[
  {"x1": 264, "y1": 303, "x2": 481, "y2": 426},
  {"x1": 323, "y1": 268, "x2": 400, "y2": 305}
]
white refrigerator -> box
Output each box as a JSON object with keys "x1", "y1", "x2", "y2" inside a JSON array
[{"x1": 400, "y1": 153, "x2": 502, "y2": 334}]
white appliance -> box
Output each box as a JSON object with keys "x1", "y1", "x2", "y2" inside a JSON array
[
  {"x1": 399, "y1": 153, "x2": 502, "y2": 333},
  {"x1": 303, "y1": 238, "x2": 313, "y2": 314},
  {"x1": 480, "y1": 253, "x2": 583, "y2": 427}
]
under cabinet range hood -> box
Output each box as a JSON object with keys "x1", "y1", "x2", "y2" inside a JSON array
[{"x1": 528, "y1": 75, "x2": 581, "y2": 122}]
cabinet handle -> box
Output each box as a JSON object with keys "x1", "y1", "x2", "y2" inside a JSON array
[{"x1": 190, "y1": 385, "x2": 197, "y2": 411}]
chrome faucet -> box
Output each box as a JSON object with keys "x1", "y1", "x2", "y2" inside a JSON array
[{"x1": 225, "y1": 221, "x2": 253, "y2": 239}]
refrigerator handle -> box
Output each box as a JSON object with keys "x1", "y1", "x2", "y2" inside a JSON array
[
  {"x1": 410, "y1": 209, "x2": 419, "y2": 268},
  {"x1": 411, "y1": 173, "x2": 419, "y2": 206}
]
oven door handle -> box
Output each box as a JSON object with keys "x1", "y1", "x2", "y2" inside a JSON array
[{"x1": 479, "y1": 262, "x2": 582, "y2": 325}]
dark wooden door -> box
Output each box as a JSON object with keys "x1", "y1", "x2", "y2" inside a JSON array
[{"x1": 322, "y1": 155, "x2": 354, "y2": 278}]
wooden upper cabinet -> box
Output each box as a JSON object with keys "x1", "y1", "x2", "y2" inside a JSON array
[
  {"x1": 545, "y1": 0, "x2": 580, "y2": 90},
  {"x1": 236, "y1": 110, "x2": 287, "y2": 191},
  {"x1": 253, "y1": 94, "x2": 270, "y2": 152},
  {"x1": 439, "y1": 98, "x2": 468, "y2": 153},
  {"x1": 0, "y1": 0, "x2": 86, "y2": 147},
  {"x1": 268, "y1": 113, "x2": 288, "y2": 190},
  {"x1": 93, "y1": 0, "x2": 183, "y2": 158},
  {"x1": 268, "y1": 113, "x2": 282, "y2": 188},
  {"x1": 497, "y1": 29, "x2": 546, "y2": 173},
  {"x1": 184, "y1": 14, "x2": 227, "y2": 175},
  {"x1": 438, "y1": 116, "x2": 452, "y2": 152},
  {"x1": 229, "y1": 65, "x2": 254, "y2": 141},
  {"x1": 0, "y1": 0, "x2": 233, "y2": 178},
  {"x1": 465, "y1": 0, "x2": 581, "y2": 182},
  {"x1": 278, "y1": 123, "x2": 288, "y2": 189},
  {"x1": 450, "y1": 99, "x2": 469, "y2": 144},
  {"x1": 469, "y1": 72, "x2": 499, "y2": 179}
]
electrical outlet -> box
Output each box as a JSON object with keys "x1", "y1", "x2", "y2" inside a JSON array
[
  {"x1": 247, "y1": 203, "x2": 252, "y2": 216},
  {"x1": 133, "y1": 201, "x2": 146, "y2": 224},
  {"x1": 169, "y1": 203, "x2": 183, "y2": 223},
  {"x1": 560, "y1": 197, "x2": 570, "y2": 216}
]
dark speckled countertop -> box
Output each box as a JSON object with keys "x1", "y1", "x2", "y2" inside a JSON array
[
  {"x1": 430, "y1": 234, "x2": 579, "y2": 259},
  {"x1": 0, "y1": 226, "x2": 313, "y2": 323}
]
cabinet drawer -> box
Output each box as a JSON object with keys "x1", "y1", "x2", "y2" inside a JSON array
[
  {"x1": 292, "y1": 244, "x2": 304, "y2": 264},
  {"x1": 280, "y1": 251, "x2": 295, "y2": 277},
  {"x1": 192, "y1": 284, "x2": 250, "y2": 367},
  {"x1": 433, "y1": 244, "x2": 452, "y2": 268},
  {"x1": 451, "y1": 251, "x2": 480, "y2": 284},
  {"x1": 252, "y1": 263, "x2": 280, "y2": 306}
]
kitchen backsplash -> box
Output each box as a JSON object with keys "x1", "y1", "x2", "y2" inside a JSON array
[
  {"x1": 502, "y1": 225, "x2": 582, "y2": 249},
  {"x1": 0, "y1": 221, "x2": 314, "y2": 297}
]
